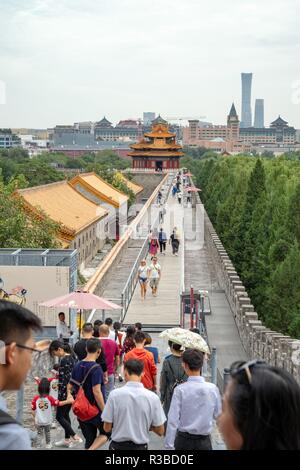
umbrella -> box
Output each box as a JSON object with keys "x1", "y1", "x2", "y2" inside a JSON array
[
  {"x1": 185, "y1": 186, "x2": 202, "y2": 192},
  {"x1": 40, "y1": 291, "x2": 121, "y2": 338},
  {"x1": 184, "y1": 172, "x2": 194, "y2": 177},
  {"x1": 159, "y1": 327, "x2": 210, "y2": 354}
]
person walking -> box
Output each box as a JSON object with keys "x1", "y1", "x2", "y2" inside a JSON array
[
  {"x1": 148, "y1": 256, "x2": 161, "y2": 297},
  {"x1": 159, "y1": 228, "x2": 167, "y2": 255},
  {"x1": 0, "y1": 300, "x2": 42, "y2": 450},
  {"x1": 124, "y1": 331, "x2": 157, "y2": 392},
  {"x1": 170, "y1": 228, "x2": 180, "y2": 256},
  {"x1": 218, "y1": 359, "x2": 300, "y2": 450},
  {"x1": 147, "y1": 229, "x2": 153, "y2": 252},
  {"x1": 149, "y1": 236, "x2": 159, "y2": 258},
  {"x1": 99, "y1": 360, "x2": 166, "y2": 451},
  {"x1": 177, "y1": 190, "x2": 182, "y2": 205},
  {"x1": 113, "y1": 322, "x2": 125, "y2": 382},
  {"x1": 74, "y1": 322, "x2": 108, "y2": 384},
  {"x1": 99, "y1": 325, "x2": 120, "y2": 400},
  {"x1": 121, "y1": 325, "x2": 136, "y2": 355},
  {"x1": 49, "y1": 340, "x2": 82, "y2": 448},
  {"x1": 157, "y1": 190, "x2": 162, "y2": 205},
  {"x1": 164, "y1": 349, "x2": 221, "y2": 450},
  {"x1": 160, "y1": 341, "x2": 187, "y2": 417},
  {"x1": 137, "y1": 259, "x2": 148, "y2": 300},
  {"x1": 104, "y1": 318, "x2": 116, "y2": 341},
  {"x1": 31, "y1": 378, "x2": 73, "y2": 449},
  {"x1": 144, "y1": 333, "x2": 161, "y2": 365},
  {"x1": 172, "y1": 185, "x2": 177, "y2": 197},
  {"x1": 69, "y1": 338, "x2": 109, "y2": 450},
  {"x1": 56, "y1": 312, "x2": 72, "y2": 344}
]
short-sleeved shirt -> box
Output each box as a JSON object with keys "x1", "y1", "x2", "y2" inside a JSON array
[
  {"x1": 148, "y1": 263, "x2": 161, "y2": 280},
  {"x1": 71, "y1": 361, "x2": 105, "y2": 407},
  {"x1": 138, "y1": 265, "x2": 148, "y2": 279},
  {"x1": 101, "y1": 382, "x2": 166, "y2": 444},
  {"x1": 124, "y1": 348, "x2": 157, "y2": 390},
  {"x1": 31, "y1": 395, "x2": 59, "y2": 426},
  {"x1": 145, "y1": 346, "x2": 159, "y2": 364},
  {"x1": 100, "y1": 338, "x2": 120, "y2": 375},
  {"x1": 0, "y1": 394, "x2": 31, "y2": 450}
]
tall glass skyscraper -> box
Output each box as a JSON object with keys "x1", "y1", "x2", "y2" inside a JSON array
[
  {"x1": 241, "y1": 73, "x2": 253, "y2": 128},
  {"x1": 254, "y1": 99, "x2": 264, "y2": 128}
]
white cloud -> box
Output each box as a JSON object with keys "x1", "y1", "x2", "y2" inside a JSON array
[{"x1": 0, "y1": 0, "x2": 300, "y2": 127}]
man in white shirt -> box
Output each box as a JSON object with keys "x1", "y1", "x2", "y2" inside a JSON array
[
  {"x1": 148, "y1": 257, "x2": 161, "y2": 297},
  {"x1": 56, "y1": 312, "x2": 71, "y2": 343},
  {"x1": 104, "y1": 318, "x2": 116, "y2": 341},
  {"x1": 99, "y1": 359, "x2": 166, "y2": 450},
  {"x1": 165, "y1": 348, "x2": 222, "y2": 450}
]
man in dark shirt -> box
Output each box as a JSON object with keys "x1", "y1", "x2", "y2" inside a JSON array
[
  {"x1": 69, "y1": 338, "x2": 109, "y2": 450},
  {"x1": 74, "y1": 323, "x2": 108, "y2": 383}
]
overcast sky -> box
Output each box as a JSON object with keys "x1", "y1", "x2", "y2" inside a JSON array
[{"x1": 1, "y1": 0, "x2": 300, "y2": 128}]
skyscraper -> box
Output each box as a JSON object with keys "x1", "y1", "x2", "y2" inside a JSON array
[
  {"x1": 241, "y1": 73, "x2": 252, "y2": 128},
  {"x1": 254, "y1": 99, "x2": 264, "y2": 128},
  {"x1": 143, "y1": 112, "x2": 156, "y2": 125}
]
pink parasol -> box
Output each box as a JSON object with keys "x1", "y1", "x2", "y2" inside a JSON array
[
  {"x1": 40, "y1": 291, "x2": 121, "y2": 339},
  {"x1": 40, "y1": 290, "x2": 121, "y2": 310},
  {"x1": 184, "y1": 172, "x2": 194, "y2": 177}
]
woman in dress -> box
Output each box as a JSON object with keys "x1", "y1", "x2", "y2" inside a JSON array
[{"x1": 149, "y1": 236, "x2": 159, "y2": 259}]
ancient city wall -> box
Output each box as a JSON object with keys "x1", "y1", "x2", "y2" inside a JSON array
[{"x1": 203, "y1": 209, "x2": 300, "y2": 384}]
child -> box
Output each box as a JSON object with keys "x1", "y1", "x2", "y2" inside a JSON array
[
  {"x1": 34, "y1": 365, "x2": 59, "y2": 429},
  {"x1": 31, "y1": 378, "x2": 73, "y2": 449}
]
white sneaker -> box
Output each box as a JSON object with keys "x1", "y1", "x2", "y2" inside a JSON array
[
  {"x1": 71, "y1": 436, "x2": 83, "y2": 444},
  {"x1": 55, "y1": 439, "x2": 73, "y2": 448},
  {"x1": 45, "y1": 443, "x2": 52, "y2": 449}
]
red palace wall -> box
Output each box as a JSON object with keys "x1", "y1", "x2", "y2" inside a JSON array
[{"x1": 132, "y1": 159, "x2": 180, "y2": 170}]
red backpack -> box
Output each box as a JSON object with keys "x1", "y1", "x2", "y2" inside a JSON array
[{"x1": 70, "y1": 364, "x2": 100, "y2": 421}]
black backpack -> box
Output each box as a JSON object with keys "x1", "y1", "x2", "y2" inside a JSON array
[{"x1": 167, "y1": 359, "x2": 186, "y2": 395}]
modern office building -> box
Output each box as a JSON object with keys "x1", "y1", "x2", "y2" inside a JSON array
[
  {"x1": 254, "y1": 99, "x2": 264, "y2": 128},
  {"x1": 183, "y1": 104, "x2": 296, "y2": 152},
  {"x1": 0, "y1": 129, "x2": 21, "y2": 148},
  {"x1": 241, "y1": 73, "x2": 253, "y2": 128}
]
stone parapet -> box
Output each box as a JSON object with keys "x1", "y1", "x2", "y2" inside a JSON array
[{"x1": 204, "y1": 208, "x2": 300, "y2": 385}]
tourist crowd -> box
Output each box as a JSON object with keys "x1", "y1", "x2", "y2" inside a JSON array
[{"x1": 1, "y1": 300, "x2": 300, "y2": 451}]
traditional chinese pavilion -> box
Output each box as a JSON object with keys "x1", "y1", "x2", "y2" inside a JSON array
[{"x1": 128, "y1": 115, "x2": 183, "y2": 171}]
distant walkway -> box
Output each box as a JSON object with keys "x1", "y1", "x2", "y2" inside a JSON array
[
  {"x1": 184, "y1": 205, "x2": 248, "y2": 374},
  {"x1": 124, "y1": 192, "x2": 182, "y2": 327}
]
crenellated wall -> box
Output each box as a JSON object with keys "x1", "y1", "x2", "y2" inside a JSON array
[{"x1": 204, "y1": 209, "x2": 300, "y2": 384}]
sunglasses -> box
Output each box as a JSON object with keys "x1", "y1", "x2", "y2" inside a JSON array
[{"x1": 230, "y1": 359, "x2": 266, "y2": 384}]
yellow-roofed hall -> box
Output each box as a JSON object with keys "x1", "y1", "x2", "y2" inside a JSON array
[
  {"x1": 16, "y1": 181, "x2": 108, "y2": 267},
  {"x1": 69, "y1": 172, "x2": 129, "y2": 240}
]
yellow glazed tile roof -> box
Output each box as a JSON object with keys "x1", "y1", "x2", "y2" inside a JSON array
[
  {"x1": 70, "y1": 173, "x2": 128, "y2": 208},
  {"x1": 17, "y1": 181, "x2": 107, "y2": 235},
  {"x1": 118, "y1": 174, "x2": 143, "y2": 195}
]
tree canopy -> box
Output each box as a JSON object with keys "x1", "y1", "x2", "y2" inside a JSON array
[{"x1": 184, "y1": 154, "x2": 300, "y2": 339}]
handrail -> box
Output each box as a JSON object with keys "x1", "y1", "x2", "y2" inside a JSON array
[
  {"x1": 120, "y1": 173, "x2": 175, "y2": 323},
  {"x1": 84, "y1": 173, "x2": 169, "y2": 293}
]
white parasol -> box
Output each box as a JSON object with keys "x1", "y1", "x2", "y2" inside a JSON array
[{"x1": 159, "y1": 327, "x2": 210, "y2": 354}]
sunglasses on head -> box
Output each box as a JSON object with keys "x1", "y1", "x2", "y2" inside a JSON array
[{"x1": 230, "y1": 359, "x2": 266, "y2": 384}]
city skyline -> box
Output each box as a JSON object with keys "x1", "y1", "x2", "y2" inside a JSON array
[{"x1": 1, "y1": 0, "x2": 300, "y2": 128}]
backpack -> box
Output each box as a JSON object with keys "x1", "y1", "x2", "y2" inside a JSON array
[
  {"x1": 167, "y1": 359, "x2": 186, "y2": 395},
  {"x1": 70, "y1": 364, "x2": 100, "y2": 422}
]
